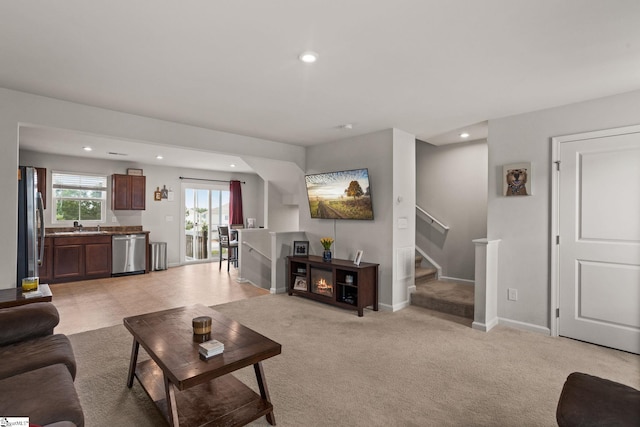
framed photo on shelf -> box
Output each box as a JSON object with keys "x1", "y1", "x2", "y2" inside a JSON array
[
  {"x1": 354, "y1": 250, "x2": 363, "y2": 266},
  {"x1": 293, "y1": 240, "x2": 309, "y2": 257},
  {"x1": 293, "y1": 276, "x2": 307, "y2": 291}
]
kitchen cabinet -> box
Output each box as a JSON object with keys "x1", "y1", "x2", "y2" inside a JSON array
[
  {"x1": 53, "y1": 235, "x2": 111, "y2": 283},
  {"x1": 112, "y1": 174, "x2": 146, "y2": 210},
  {"x1": 38, "y1": 237, "x2": 53, "y2": 284},
  {"x1": 53, "y1": 243, "x2": 84, "y2": 281},
  {"x1": 85, "y1": 242, "x2": 111, "y2": 277}
]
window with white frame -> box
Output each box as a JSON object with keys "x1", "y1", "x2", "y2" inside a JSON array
[{"x1": 52, "y1": 172, "x2": 107, "y2": 224}]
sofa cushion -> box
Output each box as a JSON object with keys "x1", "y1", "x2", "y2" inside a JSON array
[
  {"x1": 557, "y1": 372, "x2": 640, "y2": 427},
  {"x1": 0, "y1": 364, "x2": 84, "y2": 427},
  {"x1": 0, "y1": 334, "x2": 76, "y2": 380},
  {"x1": 0, "y1": 302, "x2": 59, "y2": 346}
]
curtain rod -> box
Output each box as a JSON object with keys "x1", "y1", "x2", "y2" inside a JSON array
[{"x1": 179, "y1": 176, "x2": 245, "y2": 184}]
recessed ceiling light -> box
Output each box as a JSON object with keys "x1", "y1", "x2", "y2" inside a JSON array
[
  {"x1": 460, "y1": 132, "x2": 470, "y2": 138},
  {"x1": 230, "y1": 164, "x2": 236, "y2": 168},
  {"x1": 83, "y1": 146, "x2": 92, "y2": 151},
  {"x1": 298, "y1": 51, "x2": 318, "y2": 63},
  {"x1": 156, "y1": 155, "x2": 163, "y2": 160}
]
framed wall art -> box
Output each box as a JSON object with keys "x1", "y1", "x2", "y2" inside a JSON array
[{"x1": 503, "y1": 162, "x2": 532, "y2": 196}]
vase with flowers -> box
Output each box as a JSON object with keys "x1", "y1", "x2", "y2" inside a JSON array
[{"x1": 320, "y1": 237, "x2": 334, "y2": 262}]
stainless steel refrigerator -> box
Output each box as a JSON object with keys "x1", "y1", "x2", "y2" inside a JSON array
[{"x1": 17, "y1": 166, "x2": 45, "y2": 285}]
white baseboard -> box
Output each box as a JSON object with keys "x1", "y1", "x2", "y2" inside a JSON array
[
  {"x1": 472, "y1": 317, "x2": 498, "y2": 332},
  {"x1": 498, "y1": 317, "x2": 551, "y2": 335},
  {"x1": 379, "y1": 299, "x2": 410, "y2": 312},
  {"x1": 271, "y1": 286, "x2": 287, "y2": 294},
  {"x1": 377, "y1": 302, "x2": 394, "y2": 312}
]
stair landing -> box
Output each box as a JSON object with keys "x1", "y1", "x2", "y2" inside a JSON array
[{"x1": 411, "y1": 280, "x2": 474, "y2": 319}]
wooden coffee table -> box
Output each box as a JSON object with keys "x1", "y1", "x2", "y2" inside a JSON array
[{"x1": 124, "y1": 304, "x2": 282, "y2": 426}]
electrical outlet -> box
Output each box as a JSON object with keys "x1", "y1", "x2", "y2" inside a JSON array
[
  {"x1": 508, "y1": 288, "x2": 518, "y2": 301},
  {"x1": 111, "y1": 216, "x2": 118, "y2": 223}
]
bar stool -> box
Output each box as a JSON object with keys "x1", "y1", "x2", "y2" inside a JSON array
[{"x1": 217, "y1": 226, "x2": 238, "y2": 272}]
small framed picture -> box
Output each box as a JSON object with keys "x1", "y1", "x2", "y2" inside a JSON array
[
  {"x1": 293, "y1": 276, "x2": 307, "y2": 291},
  {"x1": 503, "y1": 162, "x2": 532, "y2": 196},
  {"x1": 127, "y1": 168, "x2": 143, "y2": 176},
  {"x1": 354, "y1": 250, "x2": 363, "y2": 266},
  {"x1": 293, "y1": 240, "x2": 309, "y2": 257}
]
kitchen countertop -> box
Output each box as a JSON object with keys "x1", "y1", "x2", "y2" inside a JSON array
[{"x1": 45, "y1": 226, "x2": 150, "y2": 237}]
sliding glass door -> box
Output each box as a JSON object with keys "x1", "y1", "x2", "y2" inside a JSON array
[{"x1": 183, "y1": 183, "x2": 230, "y2": 263}]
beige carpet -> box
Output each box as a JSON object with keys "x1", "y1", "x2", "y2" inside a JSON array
[{"x1": 68, "y1": 294, "x2": 640, "y2": 426}]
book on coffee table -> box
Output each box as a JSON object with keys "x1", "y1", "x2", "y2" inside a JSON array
[{"x1": 199, "y1": 339, "x2": 224, "y2": 358}]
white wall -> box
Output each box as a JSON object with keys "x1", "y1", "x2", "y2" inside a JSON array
[
  {"x1": 301, "y1": 129, "x2": 396, "y2": 308},
  {"x1": 392, "y1": 129, "x2": 417, "y2": 309},
  {"x1": 1, "y1": 88, "x2": 303, "y2": 288},
  {"x1": 488, "y1": 89, "x2": 640, "y2": 330},
  {"x1": 265, "y1": 181, "x2": 299, "y2": 232},
  {"x1": 416, "y1": 139, "x2": 488, "y2": 281},
  {"x1": 19, "y1": 150, "x2": 263, "y2": 267}
]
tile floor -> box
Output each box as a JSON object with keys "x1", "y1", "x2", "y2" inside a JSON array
[{"x1": 50, "y1": 262, "x2": 269, "y2": 335}]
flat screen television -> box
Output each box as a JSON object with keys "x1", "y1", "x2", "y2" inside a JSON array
[{"x1": 305, "y1": 168, "x2": 374, "y2": 220}]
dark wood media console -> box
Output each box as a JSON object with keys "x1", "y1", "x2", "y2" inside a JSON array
[{"x1": 287, "y1": 255, "x2": 379, "y2": 316}]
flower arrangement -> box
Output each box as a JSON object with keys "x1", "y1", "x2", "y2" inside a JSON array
[{"x1": 320, "y1": 237, "x2": 334, "y2": 250}]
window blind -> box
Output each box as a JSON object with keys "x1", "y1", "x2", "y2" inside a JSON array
[{"x1": 52, "y1": 172, "x2": 107, "y2": 190}]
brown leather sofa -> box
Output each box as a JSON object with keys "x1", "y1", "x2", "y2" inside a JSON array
[
  {"x1": 557, "y1": 372, "x2": 640, "y2": 427},
  {"x1": 0, "y1": 302, "x2": 84, "y2": 427}
]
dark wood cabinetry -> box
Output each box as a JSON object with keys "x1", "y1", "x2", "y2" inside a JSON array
[
  {"x1": 287, "y1": 255, "x2": 379, "y2": 316},
  {"x1": 53, "y1": 235, "x2": 111, "y2": 283},
  {"x1": 85, "y1": 242, "x2": 112, "y2": 277},
  {"x1": 38, "y1": 237, "x2": 53, "y2": 284},
  {"x1": 112, "y1": 174, "x2": 146, "y2": 210}
]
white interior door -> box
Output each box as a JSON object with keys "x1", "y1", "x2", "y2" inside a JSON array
[{"x1": 558, "y1": 127, "x2": 640, "y2": 354}]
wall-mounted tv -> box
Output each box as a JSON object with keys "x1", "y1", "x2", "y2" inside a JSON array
[{"x1": 305, "y1": 168, "x2": 374, "y2": 220}]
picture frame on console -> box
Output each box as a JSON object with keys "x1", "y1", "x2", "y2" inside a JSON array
[
  {"x1": 353, "y1": 250, "x2": 363, "y2": 266},
  {"x1": 293, "y1": 276, "x2": 307, "y2": 291},
  {"x1": 293, "y1": 241, "x2": 309, "y2": 257}
]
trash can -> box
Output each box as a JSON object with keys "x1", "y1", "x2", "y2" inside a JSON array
[{"x1": 149, "y1": 242, "x2": 167, "y2": 271}]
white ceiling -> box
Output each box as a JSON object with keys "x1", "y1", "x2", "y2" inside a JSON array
[
  {"x1": 2, "y1": 1, "x2": 640, "y2": 166},
  {"x1": 18, "y1": 126, "x2": 254, "y2": 173}
]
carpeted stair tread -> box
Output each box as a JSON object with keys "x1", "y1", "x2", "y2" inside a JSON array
[
  {"x1": 411, "y1": 280, "x2": 474, "y2": 319},
  {"x1": 415, "y1": 267, "x2": 437, "y2": 285}
]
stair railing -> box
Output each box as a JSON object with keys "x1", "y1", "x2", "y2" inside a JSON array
[
  {"x1": 416, "y1": 205, "x2": 449, "y2": 233},
  {"x1": 242, "y1": 241, "x2": 271, "y2": 261}
]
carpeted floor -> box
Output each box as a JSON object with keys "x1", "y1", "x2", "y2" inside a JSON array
[{"x1": 68, "y1": 294, "x2": 640, "y2": 426}]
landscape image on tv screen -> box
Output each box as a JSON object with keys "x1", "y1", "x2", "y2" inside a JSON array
[{"x1": 305, "y1": 168, "x2": 374, "y2": 220}]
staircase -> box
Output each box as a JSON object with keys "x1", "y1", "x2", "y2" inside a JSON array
[{"x1": 411, "y1": 255, "x2": 474, "y2": 319}]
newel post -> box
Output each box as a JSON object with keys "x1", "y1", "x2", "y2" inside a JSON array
[{"x1": 472, "y1": 238, "x2": 500, "y2": 332}]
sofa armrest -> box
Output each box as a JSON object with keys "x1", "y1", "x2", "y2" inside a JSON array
[{"x1": 0, "y1": 302, "x2": 60, "y2": 346}]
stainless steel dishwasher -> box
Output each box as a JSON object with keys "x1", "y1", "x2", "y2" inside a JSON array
[{"x1": 112, "y1": 234, "x2": 146, "y2": 276}]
